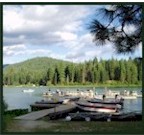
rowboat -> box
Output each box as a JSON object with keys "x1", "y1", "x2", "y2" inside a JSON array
[
  {"x1": 30, "y1": 103, "x2": 59, "y2": 109},
  {"x1": 66, "y1": 111, "x2": 142, "y2": 121},
  {"x1": 87, "y1": 98, "x2": 124, "y2": 106},
  {"x1": 76, "y1": 101, "x2": 121, "y2": 113},
  {"x1": 64, "y1": 96, "x2": 80, "y2": 102},
  {"x1": 35, "y1": 100, "x2": 63, "y2": 104}
]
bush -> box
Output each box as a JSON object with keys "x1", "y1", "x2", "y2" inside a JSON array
[
  {"x1": 4, "y1": 109, "x2": 28, "y2": 116},
  {"x1": 3, "y1": 99, "x2": 8, "y2": 111}
]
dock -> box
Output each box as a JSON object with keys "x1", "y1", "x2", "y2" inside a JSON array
[{"x1": 15, "y1": 104, "x2": 76, "y2": 120}]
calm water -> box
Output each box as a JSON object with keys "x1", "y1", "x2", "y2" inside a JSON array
[{"x1": 3, "y1": 86, "x2": 142, "y2": 112}]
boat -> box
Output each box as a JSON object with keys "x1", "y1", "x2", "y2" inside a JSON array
[
  {"x1": 87, "y1": 98, "x2": 124, "y2": 106},
  {"x1": 64, "y1": 96, "x2": 80, "y2": 102},
  {"x1": 105, "y1": 89, "x2": 120, "y2": 97},
  {"x1": 35, "y1": 100, "x2": 63, "y2": 104},
  {"x1": 43, "y1": 92, "x2": 53, "y2": 97},
  {"x1": 120, "y1": 90, "x2": 138, "y2": 99},
  {"x1": 76, "y1": 101, "x2": 121, "y2": 113},
  {"x1": 136, "y1": 94, "x2": 142, "y2": 98},
  {"x1": 66, "y1": 111, "x2": 142, "y2": 121},
  {"x1": 30, "y1": 103, "x2": 59, "y2": 111},
  {"x1": 22, "y1": 89, "x2": 34, "y2": 93},
  {"x1": 102, "y1": 89, "x2": 139, "y2": 99},
  {"x1": 120, "y1": 96, "x2": 137, "y2": 99}
]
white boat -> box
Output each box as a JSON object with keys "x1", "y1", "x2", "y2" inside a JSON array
[
  {"x1": 136, "y1": 94, "x2": 142, "y2": 98},
  {"x1": 120, "y1": 90, "x2": 139, "y2": 99},
  {"x1": 102, "y1": 89, "x2": 139, "y2": 99},
  {"x1": 121, "y1": 96, "x2": 137, "y2": 99},
  {"x1": 22, "y1": 89, "x2": 34, "y2": 93},
  {"x1": 77, "y1": 105, "x2": 117, "y2": 113},
  {"x1": 76, "y1": 101, "x2": 121, "y2": 113}
]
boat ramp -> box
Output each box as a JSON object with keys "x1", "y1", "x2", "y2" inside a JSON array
[{"x1": 15, "y1": 104, "x2": 76, "y2": 120}]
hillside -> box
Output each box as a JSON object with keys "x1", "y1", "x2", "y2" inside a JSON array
[
  {"x1": 3, "y1": 57, "x2": 142, "y2": 86},
  {"x1": 4, "y1": 57, "x2": 72, "y2": 72}
]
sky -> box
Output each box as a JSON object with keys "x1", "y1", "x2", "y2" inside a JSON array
[{"x1": 3, "y1": 5, "x2": 142, "y2": 64}]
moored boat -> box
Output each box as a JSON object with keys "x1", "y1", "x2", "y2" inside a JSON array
[
  {"x1": 35, "y1": 100, "x2": 63, "y2": 104},
  {"x1": 43, "y1": 92, "x2": 53, "y2": 97},
  {"x1": 22, "y1": 89, "x2": 34, "y2": 93},
  {"x1": 76, "y1": 101, "x2": 121, "y2": 113},
  {"x1": 64, "y1": 96, "x2": 80, "y2": 102},
  {"x1": 136, "y1": 94, "x2": 142, "y2": 98},
  {"x1": 87, "y1": 98, "x2": 124, "y2": 106}
]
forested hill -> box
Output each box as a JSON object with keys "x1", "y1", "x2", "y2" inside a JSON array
[
  {"x1": 4, "y1": 57, "x2": 72, "y2": 71},
  {"x1": 3, "y1": 57, "x2": 142, "y2": 86}
]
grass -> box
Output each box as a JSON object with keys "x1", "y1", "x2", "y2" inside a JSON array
[
  {"x1": 2, "y1": 110, "x2": 144, "y2": 133},
  {"x1": 30, "y1": 121, "x2": 144, "y2": 133},
  {"x1": 3, "y1": 118, "x2": 144, "y2": 133},
  {"x1": 3, "y1": 114, "x2": 15, "y2": 132}
]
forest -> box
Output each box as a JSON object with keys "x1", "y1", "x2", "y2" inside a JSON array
[{"x1": 3, "y1": 57, "x2": 142, "y2": 86}]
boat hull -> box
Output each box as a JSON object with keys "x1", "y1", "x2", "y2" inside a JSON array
[
  {"x1": 87, "y1": 99, "x2": 124, "y2": 106},
  {"x1": 76, "y1": 101, "x2": 121, "y2": 113},
  {"x1": 76, "y1": 101, "x2": 121, "y2": 109},
  {"x1": 77, "y1": 105, "x2": 117, "y2": 113},
  {"x1": 35, "y1": 100, "x2": 63, "y2": 104}
]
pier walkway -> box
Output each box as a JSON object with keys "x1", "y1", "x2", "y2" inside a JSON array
[{"x1": 15, "y1": 104, "x2": 76, "y2": 120}]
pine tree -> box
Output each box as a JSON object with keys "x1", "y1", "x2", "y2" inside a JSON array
[
  {"x1": 130, "y1": 63, "x2": 138, "y2": 84},
  {"x1": 89, "y1": 5, "x2": 142, "y2": 54},
  {"x1": 119, "y1": 61, "x2": 126, "y2": 83}
]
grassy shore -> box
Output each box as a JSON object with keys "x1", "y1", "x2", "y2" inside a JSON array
[
  {"x1": 3, "y1": 83, "x2": 142, "y2": 88},
  {"x1": 4, "y1": 119, "x2": 144, "y2": 133},
  {"x1": 3, "y1": 109, "x2": 144, "y2": 133}
]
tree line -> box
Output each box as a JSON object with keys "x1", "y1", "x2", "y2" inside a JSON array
[{"x1": 3, "y1": 57, "x2": 142, "y2": 86}]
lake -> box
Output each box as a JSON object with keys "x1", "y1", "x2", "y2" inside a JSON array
[{"x1": 3, "y1": 86, "x2": 142, "y2": 113}]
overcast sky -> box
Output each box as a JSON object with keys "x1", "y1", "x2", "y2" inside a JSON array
[{"x1": 3, "y1": 5, "x2": 142, "y2": 64}]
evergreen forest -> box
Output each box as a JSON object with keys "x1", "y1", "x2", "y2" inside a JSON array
[{"x1": 3, "y1": 57, "x2": 142, "y2": 86}]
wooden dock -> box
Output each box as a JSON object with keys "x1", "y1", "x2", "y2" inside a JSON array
[{"x1": 15, "y1": 104, "x2": 76, "y2": 120}]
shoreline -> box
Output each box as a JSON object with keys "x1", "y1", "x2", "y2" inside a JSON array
[{"x1": 3, "y1": 84, "x2": 142, "y2": 88}]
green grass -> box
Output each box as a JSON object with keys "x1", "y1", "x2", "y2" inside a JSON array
[
  {"x1": 3, "y1": 112, "x2": 144, "y2": 133},
  {"x1": 2, "y1": 109, "x2": 29, "y2": 132},
  {"x1": 3, "y1": 119, "x2": 144, "y2": 133},
  {"x1": 29, "y1": 121, "x2": 144, "y2": 133},
  {"x1": 3, "y1": 114, "x2": 15, "y2": 132}
]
